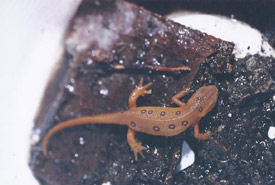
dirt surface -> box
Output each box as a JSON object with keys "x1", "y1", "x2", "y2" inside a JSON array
[{"x1": 29, "y1": 0, "x2": 275, "y2": 185}]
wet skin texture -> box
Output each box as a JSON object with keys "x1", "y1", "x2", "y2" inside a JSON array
[{"x1": 42, "y1": 78, "x2": 218, "y2": 160}]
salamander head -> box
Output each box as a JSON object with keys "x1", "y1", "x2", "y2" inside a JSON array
[{"x1": 188, "y1": 85, "x2": 218, "y2": 117}]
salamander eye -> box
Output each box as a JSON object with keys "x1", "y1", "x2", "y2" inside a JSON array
[{"x1": 196, "y1": 96, "x2": 202, "y2": 102}]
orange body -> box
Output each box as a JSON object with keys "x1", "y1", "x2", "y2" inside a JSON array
[{"x1": 42, "y1": 78, "x2": 218, "y2": 160}]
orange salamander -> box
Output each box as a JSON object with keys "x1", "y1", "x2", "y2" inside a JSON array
[{"x1": 42, "y1": 78, "x2": 218, "y2": 160}]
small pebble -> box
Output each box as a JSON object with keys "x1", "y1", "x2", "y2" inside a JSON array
[
  {"x1": 102, "y1": 181, "x2": 111, "y2": 185},
  {"x1": 176, "y1": 141, "x2": 195, "y2": 171},
  {"x1": 268, "y1": 126, "x2": 275, "y2": 139},
  {"x1": 100, "y1": 88, "x2": 109, "y2": 96},
  {"x1": 79, "y1": 137, "x2": 85, "y2": 145}
]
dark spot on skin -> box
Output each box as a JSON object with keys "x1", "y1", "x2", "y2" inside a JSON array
[
  {"x1": 153, "y1": 126, "x2": 160, "y2": 131},
  {"x1": 130, "y1": 121, "x2": 136, "y2": 127},
  {"x1": 175, "y1": 111, "x2": 181, "y2": 115},
  {"x1": 182, "y1": 121, "x2": 188, "y2": 126},
  {"x1": 148, "y1": 110, "x2": 153, "y2": 114},
  {"x1": 141, "y1": 109, "x2": 147, "y2": 114},
  {"x1": 199, "y1": 107, "x2": 203, "y2": 112},
  {"x1": 160, "y1": 111, "x2": 166, "y2": 116},
  {"x1": 169, "y1": 124, "x2": 176, "y2": 129},
  {"x1": 197, "y1": 97, "x2": 201, "y2": 100}
]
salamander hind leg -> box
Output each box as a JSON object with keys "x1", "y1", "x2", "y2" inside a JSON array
[
  {"x1": 128, "y1": 77, "x2": 152, "y2": 108},
  {"x1": 127, "y1": 128, "x2": 146, "y2": 160}
]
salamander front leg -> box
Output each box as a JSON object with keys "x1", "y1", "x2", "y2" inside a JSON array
[
  {"x1": 171, "y1": 87, "x2": 193, "y2": 107},
  {"x1": 193, "y1": 124, "x2": 212, "y2": 140},
  {"x1": 128, "y1": 77, "x2": 152, "y2": 108},
  {"x1": 127, "y1": 128, "x2": 146, "y2": 161}
]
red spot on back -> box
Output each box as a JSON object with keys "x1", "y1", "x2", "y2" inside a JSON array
[
  {"x1": 141, "y1": 109, "x2": 147, "y2": 114},
  {"x1": 153, "y1": 126, "x2": 160, "y2": 131},
  {"x1": 130, "y1": 122, "x2": 136, "y2": 127},
  {"x1": 182, "y1": 121, "x2": 188, "y2": 126},
  {"x1": 198, "y1": 107, "x2": 203, "y2": 112},
  {"x1": 160, "y1": 111, "x2": 166, "y2": 116},
  {"x1": 169, "y1": 124, "x2": 176, "y2": 129}
]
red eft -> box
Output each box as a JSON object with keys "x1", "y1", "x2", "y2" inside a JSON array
[{"x1": 42, "y1": 78, "x2": 218, "y2": 160}]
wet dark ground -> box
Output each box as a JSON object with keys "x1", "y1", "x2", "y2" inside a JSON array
[{"x1": 29, "y1": 0, "x2": 275, "y2": 184}]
